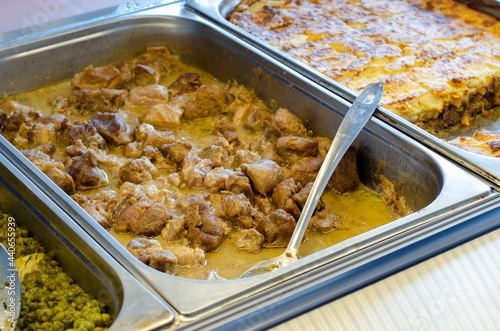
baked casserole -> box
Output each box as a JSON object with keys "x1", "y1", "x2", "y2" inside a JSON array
[{"x1": 228, "y1": 0, "x2": 500, "y2": 133}]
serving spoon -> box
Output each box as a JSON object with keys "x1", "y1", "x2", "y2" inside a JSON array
[{"x1": 239, "y1": 82, "x2": 384, "y2": 278}]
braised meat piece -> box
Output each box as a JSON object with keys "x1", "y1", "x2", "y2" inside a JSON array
[
  {"x1": 380, "y1": 175, "x2": 413, "y2": 218},
  {"x1": 199, "y1": 145, "x2": 229, "y2": 168},
  {"x1": 68, "y1": 89, "x2": 127, "y2": 114},
  {"x1": 308, "y1": 209, "x2": 340, "y2": 233},
  {"x1": 134, "y1": 64, "x2": 161, "y2": 86},
  {"x1": 292, "y1": 182, "x2": 325, "y2": 210},
  {"x1": 275, "y1": 136, "x2": 319, "y2": 164},
  {"x1": 161, "y1": 141, "x2": 192, "y2": 165},
  {"x1": 221, "y1": 193, "x2": 254, "y2": 228},
  {"x1": 329, "y1": 146, "x2": 359, "y2": 193},
  {"x1": 0, "y1": 100, "x2": 35, "y2": 114},
  {"x1": 165, "y1": 245, "x2": 205, "y2": 268},
  {"x1": 63, "y1": 122, "x2": 107, "y2": 150},
  {"x1": 271, "y1": 108, "x2": 307, "y2": 137},
  {"x1": 149, "y1": 251, "x2": 178, "y2": 274},
  {"x1": 28, "y1": 122, "x2": 56, "y2": 146},
  {"x1": 139, "y1": 104, "x2": 183, "y2": 130},
  {"x1": 119, "y1": 157, "x2": 158, "y2": 184},
  {"x1": 71, "y1": 65, "x2": 124, "y2": 90},
  {"x1": 242, "y1": 159, "x2": 284, "y2": 195},
  {"x1": 20, "y1": 150, "x2": 65, "y2": 174},
  {"x1": 272, "y1": 178, "x2": 302, "y2": 220},
  {"x1": 244, "y1": 108, "x2": 273, "y2": 131},
  {"x1": 2, "y1": 108, "x2": 40, "y2": 133},
  {"x1": 72, "y1": 189, "x2": 116, "y2": 229},
  {"x1": 183, "y1": 85, "x2": 231, "y2": 120},
  {"x1": 127, "y1": 238, "x2": 163, "y2": 264},
  {"x1": 67, "y1": 151, "x2": 108, "y2": 190},
  {"x1": 225, "y1": 173, "x2": 254, "y2": 200},
  {"x1": 234, "y1": 229, "x2": 265, "y2": 253},
  {"x1": 289, "y1": 157, "x2": 323, "y2": 186},
  {"x1": 89, "y1": 112, "x2": 133, "y2": 145},
  {"x1": 169, "y1": 72, "x2": 202, "y2": 96},
  {"x1": 142, "y1": 131, "x2": 176, "y2": 149},
  {"x1": 177, "y1": 194, "x2": 223, "y2": 252},
  {"x1": 134, "y1": 123, "x2": 156, "y2": 141},
  {"x1": 181, "y1": 152, "x2": 213, "y2": 189},
  {"x1": 39, "y1": 113, "x2": 68, "y2": 131},
  {"x1": 127, "y1": 84, "x2": 169, "y2": 108},
  {"x1": 133, "y1": 46, "x2": 178, "y2": 79},
  {"x1": 204, "y1": 168, "x2": 236, "y2": 193},
  {"x1": 115, "y1": 200, "x2": 172, "y2": 236},
  {"x1": 47, "y1": 168, "x2": 75, "y2": 195},
  {"x1": 161, "y1": 217, "x2": 186, "y2": 243},
  {"x1": 256, "y1": 209, "x2": 296, "y2": 247}
]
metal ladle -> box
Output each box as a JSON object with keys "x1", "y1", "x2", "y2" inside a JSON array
[{"x1": 239, "y1": 82, "x2": 384, "y2": 278}]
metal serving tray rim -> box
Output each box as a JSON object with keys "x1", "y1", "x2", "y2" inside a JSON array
[
  {"x1": 185, "y1": 0, "x2": 500, "y2": 189},
  {"x1": 0, "y1": 3, "x2": 495, "y2": 318}
]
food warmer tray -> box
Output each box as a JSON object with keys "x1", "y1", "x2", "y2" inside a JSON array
[
  {"x1": 186, "y1": 0, "x2": 500, "y2": 188},
  {"x1": 0, "y1": 2, "x2": 500, "y2": 330},
  {"x1": 0, "y1": 149, "x2": 175, "y2": 330}
]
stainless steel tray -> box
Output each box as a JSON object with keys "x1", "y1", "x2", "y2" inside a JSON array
[
  {"x1": 186, "y1": 0, "x2": 500, "y2": 188},
  {"x1": 0, "y1": 3, "x2": 498, "y2": 329},
  {"x1": 0, "y1": 152, "x2": 175, "y2": 329}
]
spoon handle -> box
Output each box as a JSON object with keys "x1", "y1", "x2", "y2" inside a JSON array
[{"x1": 286, "y1": 82, "x2": 384, "y2": 257}]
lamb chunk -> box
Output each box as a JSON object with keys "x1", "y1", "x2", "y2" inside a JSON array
[
  {"x1": 139, "y1": 104, "x2": 183, "y2": 130},
  {"x1": 0, "y1": 100, "x2": 34, "y2": 115},
  {"x1": 29, "y1": 122, "x2": 56, "y2": 146},
  {"x1": 199, "y1": 145, "x2": 229, "y2": 168},
  {"x1": 271, "y1": 108, "x2": 307, "y2": 137},
  {"x1": 272, "y1": 178, "x2": 302, "y2": 219},
  {"x1": 149, "y1": 251, "x2": 177, "y2": 274},
  {"x1": 89, "y1": 112, "x2": 133, "y2": 145},
  {"x1": 308, "y1": 209, "x2": 340, "y2": 233},
  {"x1": 20, "y1": 150, "x2": 65, "y2": 173},
  {"x1": 63, "y1": 122, "x2": 106, "y2": 150},
  {"x1": 222, "y1": 193, "x2": 254, "y2": 228},
  {"x1": 183, "y1": 84, "x2": 230, "y2": 120},
  {"x1": 181, "y1": 152, "x2": 213, "y2": 189},
  {"x1": 242, "y1": 159, "x2": 284, "y2": 195},
  {"x1": 166, "y1": 173, "x2": 181, "y2": 187},
  {"x1": 244, "y1": 108, "x2": 273, "y2": 131},
  {"x1": 115, "y1": 200, "x2": 172, "y2": 236},
  {"x1": 293, "y1": 182, "x2": 325, "y2": 210},
  {"x1": 134, "y1": 123, "x2": 156, "y2": 141},
  {"x1": 0, "y1": 110, "x2": 6, "y2": 128},
  {"x1": 329, "y1": 146, "x2": 359, "y2": 193},
  {"x1": 204, "y1": 168, "x2": 235, "y2": 193},
  {"x1": 177, "y1": 194, "x2": 223, "y2": 252},
  {"x1": 127, "y1": 84, "x2": 169, "y2": 108},
  {"x1": 140, "y1": 146, "x2": 162, "y2": 162},
  {"x1": 123, "y1": 142, "x2": 141, "y2": 158},
  {"x1": 134, "y1": 64, "x2": 161, "y2": 86},
  {"x1": 229, "y1": 99, "x2": 252, "y2": 126},
  {"x1": 67, "y1": 151, "x2": 108, "y2": 190},
  {"x1": 225, "y1": 173, "x2": 254, "y2": 200},
  {"x1": 47, "y1": 168, "x2": 75, "y2": 195},
  {"x1": 117, "y1": 60, "x2": 132, "y2": 84},
  {"x1": 133, "y1": 46, "x2": 178, "y2": 77},
  {"x1": 315, "y1": 136, "x2": 331, "y2": 158},
  {"x1": 166, "y1": 246, "x2": 205, "y2": 268},
  {"x1": 234, "y1": 229, "x2": 265, "y2": 253},
  {"x1": 2, "y1": 108, "x2": 40, "y2": 133},
  {"x1": 232, "y1": 149, "x2": 261, "y2": 168},
  {"x1": 161, "y1": 141, "x2": 192, "y2": 165},
  {"x1": 212, "y1": 136, "x2": 233, "y2": 154},
  {"x1": 31, "y1": 144, "x2": 55, "y2": 157},
  {"x1": 289, "y1": 157, "x2": 323, "y2": 186},
  {"x1": 380, "y1": 175, "x2": 413, "y2": 218},
  {"x1": 119, "y1": 157, "x2": 158, "y2": 184},
  {"x1": 68, "y1": 89, "x2": 127, "y2": 114},
  {"x1": 126, "y1": 238, "x2": 163, "y2": 264},
  {"x1": 72, "y1": 189, "x2": 116, "y2": 228},
  {"x1": 213, "y1": 117, "x2": 236, "y2": 135},
  {"x1": 142, "y1": 131, "x2": 176, "y2": 149},
  {"x1": 169, "y1": 72, "x2": 202, "y2": 96},
  {"x1": 71, "y1": 65, "x2": 123, "y2": 90},
  {"x1": 275, "y1": 136, "x2": 318, "y2": 164},
  {"x1": 256, "y1": 197, "x2": 275, "y2": 215},
  {"x1": 161, "y1": 217, "x2": 186, "y2": 243},
  {"x1": 39, "y1": 114, "x2": 68, "y2": 131},
  {"x1": 256, "y1": 209, "x2": 296, "y2": 247}
]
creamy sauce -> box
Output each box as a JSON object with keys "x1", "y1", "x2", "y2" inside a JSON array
[{"x1": 4, "y1": 63, "x2": 397, "y2": 280}]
